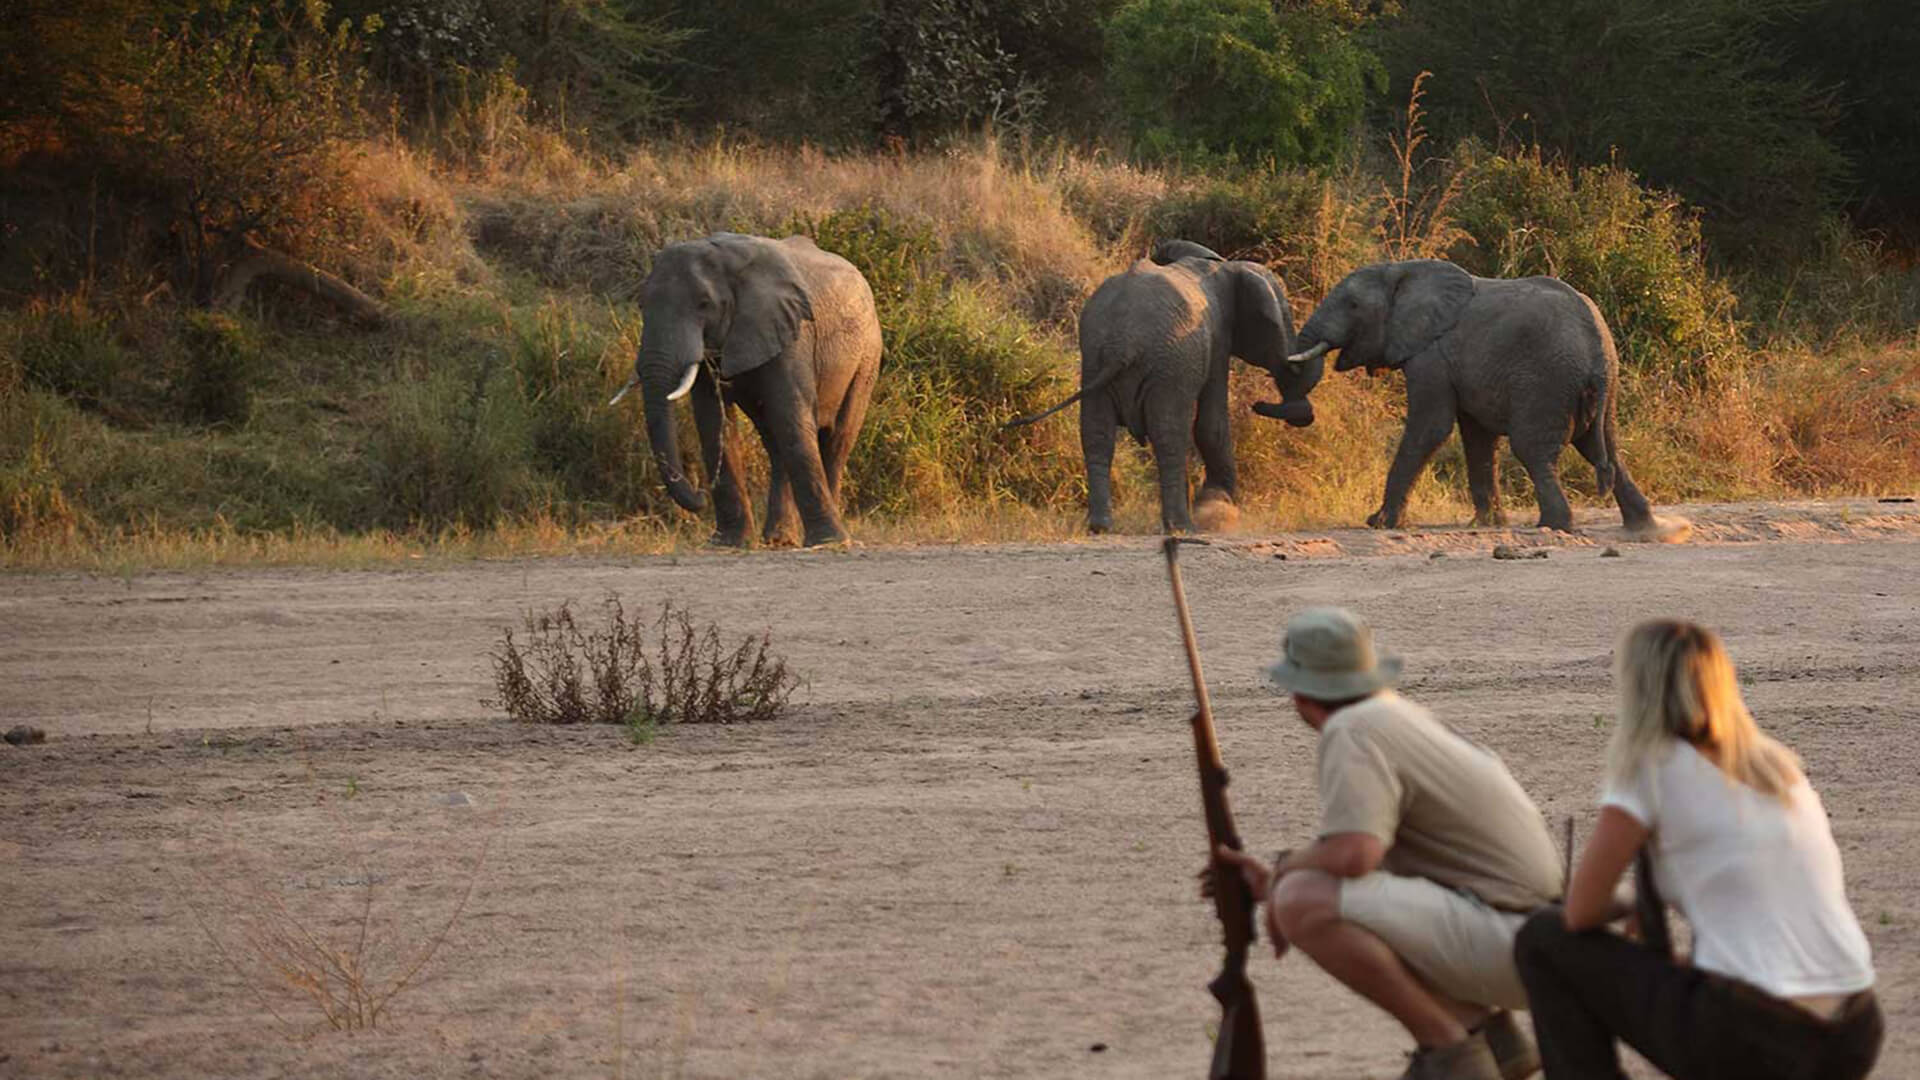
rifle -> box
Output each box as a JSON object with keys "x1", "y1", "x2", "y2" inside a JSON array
[
  {"x1": 1162, "y1": 537, "x2": 1267, "y2": 1080},
  {"x1": 1634, "y1": 847, "x2": 1674, "y2": 960}
]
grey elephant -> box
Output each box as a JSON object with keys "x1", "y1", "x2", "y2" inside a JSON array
[
  {"x1": 1007, "y1": 241, "x2": 1321, "y2": 533},
  {"x1": 1274, "y1": 259, "x2": 1656, "y2": 533},
  {"x1": 610, "y1": 232, "x2": 882, "y2": 548}
]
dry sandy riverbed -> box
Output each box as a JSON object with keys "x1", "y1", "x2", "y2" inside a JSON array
[{"x1": 3, "y1": 498, "x2": 1918, "y2": 1079}]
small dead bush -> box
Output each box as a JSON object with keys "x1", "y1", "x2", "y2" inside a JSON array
[{"x1": 487, "y1": 597, "x2": 797, "y2": 735}]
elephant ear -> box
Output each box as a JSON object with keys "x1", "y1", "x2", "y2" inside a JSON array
[
  {"x1": 1384, "y1": 260, "x2": 1473, "y2": 369},
  {"x1": 711, "y1": 233, "x2": 814, "y2": 379},
  {"x1": 1229, "y1": 262, "x2": 1295, "y2": 367},
  {"x1": 1151, "y1": 238, "x2": 1225, "y2": 265}
]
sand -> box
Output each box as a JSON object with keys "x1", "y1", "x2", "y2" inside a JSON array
[{"x1": 3, "y1": 497, "x2": 1916, "y2": 1078}]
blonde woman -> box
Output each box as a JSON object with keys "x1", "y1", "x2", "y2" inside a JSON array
[{"x1": 1514, "y1": 619, "x2": 1881, "y2": 1079}]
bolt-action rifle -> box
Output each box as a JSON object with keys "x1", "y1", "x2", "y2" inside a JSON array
[
  {"x1": 1635, "y1": 848, "x2": 1673, "y2": 959},
  {"x1": 1162, "y1": 537, "x2": 1266, "y2": 1080}
]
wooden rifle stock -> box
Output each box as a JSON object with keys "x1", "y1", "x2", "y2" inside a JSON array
[{"x1": 1162, "y1": 538, "x2": 1267, "y2": 1080}]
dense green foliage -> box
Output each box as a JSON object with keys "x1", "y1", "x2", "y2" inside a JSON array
[{"x1": 1106, "y1": 0, "x2": 1383, "y2": 165}]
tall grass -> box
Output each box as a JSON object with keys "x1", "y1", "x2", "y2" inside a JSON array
[{"x1": 4, "y1": 131, "x2": 1916, "y2": 569}]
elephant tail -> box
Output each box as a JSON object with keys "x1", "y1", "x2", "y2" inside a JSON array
[
  {"x1": 1587, "y1": 371, "x2": 1616, "y2": 498},
  {"x1": 1001, "y1": 360, "x2": 1129, "y2": 430}
]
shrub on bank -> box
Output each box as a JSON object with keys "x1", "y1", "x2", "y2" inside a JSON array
[{"x1": 1447, "y1": 146, "x2": 1744, "y2": 384}]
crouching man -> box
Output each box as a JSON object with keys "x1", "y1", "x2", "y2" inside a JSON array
[{"x1": 1212, "y1": 608, "x2": 1562, "y2": 1080}]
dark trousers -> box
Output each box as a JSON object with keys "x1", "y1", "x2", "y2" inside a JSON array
[{"x1": 1513, "y1": 907, "x2": 1882, "y2": 1080}]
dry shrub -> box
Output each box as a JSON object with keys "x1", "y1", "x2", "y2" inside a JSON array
[
  {"x1": 1631, "y1": 341, "x2": 1920, "y2": 498},
  {"x1": 178, "y1": 765, "x2": 496, "y2": 1038},
  {"x1": 186, "y1": 839, "x2": 490, "y2": 1035},
  {"x1": 488, "y1": 597, "x2": 798, "y2": 735},
  {"x1": 1378, "y1": 71, "x2": 1469, "y2": 262},
  {"x1": 468, "y1": 136, "x2": 1110, "y2": 328}
]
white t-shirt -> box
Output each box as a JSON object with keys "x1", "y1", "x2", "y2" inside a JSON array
[{"x1": 1602, "y1": 740, "x2": 1875, "y2": 998}]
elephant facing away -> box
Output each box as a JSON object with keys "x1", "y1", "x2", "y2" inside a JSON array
[
  {"x1": 1276, "y1": 259, "x2": 1656, "y2": 534},
  {"x1": 1008, "y1": 241, "x2": 1322, "y2": 533},
  {"x1": 611, "y1": 232, "x2": 882, "y2": 547}
]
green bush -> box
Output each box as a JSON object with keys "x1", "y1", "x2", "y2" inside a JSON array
[
  {"x1": 848, "y1": 282, "x2": 1080, "y2": 516},
  {"x1": 18, "y1": 305, "x2": 128, "y2": 410},
  {"x1": 367, "y1": 353, "x2": 542, "y2": 529},
  {"x1": 1105, "y1": 0, "x2": 1384, "y2": 166},
  {"x1": 174, "y1": 311, "x2": 259, "y2": 427},
  {"x1": 1447, "y1": 146, "x2": 1744, "y2": 384}
]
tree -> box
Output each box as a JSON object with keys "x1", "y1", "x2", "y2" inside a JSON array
[
  {"x1": 1105, "y1": 0, "x2": 1385, "y2": 165},
  {"x1": 1775, "y1": 0, "x2": 1920, "y2": 253},
  {"x1": 1374, "y1": 0, "x2": 1845, "y2": 258}
]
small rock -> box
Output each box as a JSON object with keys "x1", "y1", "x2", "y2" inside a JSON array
[
  {"x1": 1491, "y1": 544, "x2": 1548, "y2": 560},
  {"x1": 1089, "y1": 1043, "x2": 1108, "y2": 1053},
  {"x1": 442, "y1": 791, "x2": 474, "y2": 807},
  {"x1": 4, "y1": 725, "x2": 47, "y2": 746},
  {"x1": 1429, "y1": 551, "x2": 1447, "y2": 559},
  {"x1": 1600, "y1": 546, "x2": 1622, "y2": 558}
]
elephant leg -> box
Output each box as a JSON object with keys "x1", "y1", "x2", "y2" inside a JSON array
[
  {"x1": 1458, "y1": 414, "x2": 1506, "y2": 526},
  {"x1": 1571, "y1": 422, "x2": 1657, "y2": 532},
  {"x1": 1146, "y1": 401, "x2": 1195, "y2": 534},
  {"x1": 1080, "y1": 392, "x2": 1119, "y2": 534},
  {"x1": 693, "y1": 374, "x2": 751, "y2": 547},
  {"x1": 821, "y1": 365, "x2": 876, "y2": 503},
  {"x1": 1372, "y1": 375, "x2": 1457, "y2": 529},
  {"x1": 764, "y1": 386, "x2": 846, "y2": 547},
  {"x1": 1193, "y1": 366, "x2": 1236, "y2": 506},
  {"x1": 1611, "y1": 463, "x2": 1656, "y2": 532},
  {"x1": 1512, "y1": 424, "x2": 1575, "y2": 532}
]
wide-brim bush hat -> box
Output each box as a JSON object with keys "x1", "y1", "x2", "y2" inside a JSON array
[{"x1": 1262, "y1": 606, "x2": 1402, "y2": 700}]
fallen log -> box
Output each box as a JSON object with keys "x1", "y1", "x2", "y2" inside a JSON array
[{"x1": 213, "y1": 237, "x2": 391, "y2": 327}]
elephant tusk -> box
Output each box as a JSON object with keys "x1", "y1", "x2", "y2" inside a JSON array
[
  {"x1": 1285, "y1": 341, "x2": 1332, "y2": 368},
  {"x1": 608, "y1": 373, "x2": 641, "y2": 406},
  {"x1": 664, "y1": 363, "x2": 702, "y2": 402}
]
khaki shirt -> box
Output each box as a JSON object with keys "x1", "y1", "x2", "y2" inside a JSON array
[{"x1": 1318, "y1": 692, "x2": 1562, "y2": 911}]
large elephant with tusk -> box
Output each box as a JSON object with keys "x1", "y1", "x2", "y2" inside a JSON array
[{"x1": 610, "y1": 232, "x2": 882, "y2": 548}]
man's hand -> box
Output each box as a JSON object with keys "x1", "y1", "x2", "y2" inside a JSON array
[{"x1": 1205, "y1": 846, "x2": 1291, "y2": 959}]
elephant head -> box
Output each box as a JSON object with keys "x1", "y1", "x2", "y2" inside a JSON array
[
  {"x1": 610, "y1": 233, "x2": 813, "y2": 513},
  {"x1": 1290, "y1": 259, "x2": 1474, "y2": 376},
  {"x1": 1221, "y1": 261, "x2": 1322, "y2": 428}
]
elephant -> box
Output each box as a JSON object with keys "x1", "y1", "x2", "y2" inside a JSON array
[
  {"x1": 1272, "y1": 259, "x2": 1657, "y2": 534},
  {"x1": 610, "y1": 232, "x2": 882, "y2": 548},
  {"x1": 1006, "y1": 241, "x2": 1322, "y2": 534}
]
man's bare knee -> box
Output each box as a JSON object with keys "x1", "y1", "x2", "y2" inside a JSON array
[{"x1": 1272, "y1": 868, "x2": 1342, "y2": 941}]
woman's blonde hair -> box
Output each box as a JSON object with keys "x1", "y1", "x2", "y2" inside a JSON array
[{"x1": 1608, "y1": 619, "x2": 1803, "y2": 800}]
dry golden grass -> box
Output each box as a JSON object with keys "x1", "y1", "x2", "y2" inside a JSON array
[{"x1": 6, "y1": 134, "x2": 1915, "y2": 572}]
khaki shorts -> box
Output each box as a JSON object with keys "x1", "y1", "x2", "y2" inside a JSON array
[{"x1": 1337, "y1": 871, "x2": 1531, "y2": 1010}]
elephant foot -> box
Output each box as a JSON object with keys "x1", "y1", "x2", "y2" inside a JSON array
[
  {"x1": 1624, "y1": 514, "x2": 1694, "y2": 544},
  {"x1": 801, "y1": 523, "x2": 850, "y2": 549},
  {"x1": 1470, "y1": 510, "x2": 1508, "y2": 527},
  {"x1": 1086, "y1": 518, "x2": 1113, "y2": 535},
  {"x1": 707, "y1": 529, "x2": 749, "y2": 549},
  {"x1": 1192, "y1": 493, "x2": 1240, "y2": 533},
  {"x1": 1366, "y1": 508, "x2": 1400, "y2": 530},
  {"x1": 1533, "y1": 517, "x2": 1577, "y2": 535}
]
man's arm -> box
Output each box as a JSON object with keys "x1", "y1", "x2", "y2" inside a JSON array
[
  {"x1": 1274, "y1": 832, "x2": 1386, "y2": 882},
  {"x1": 1215, "y1": 831, "x2": 1387, "y2": 905}
]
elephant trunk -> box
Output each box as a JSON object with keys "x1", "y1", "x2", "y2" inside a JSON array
[{"x1": 637, "y1": 330, "x2": 708, "y2": 513}]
